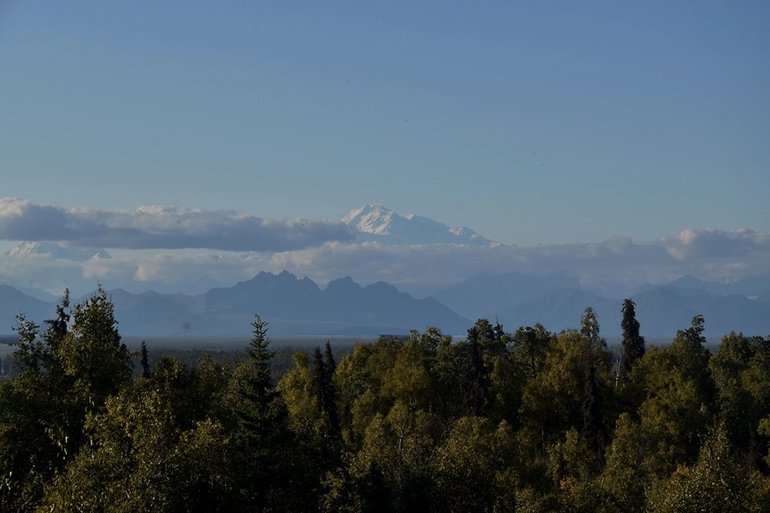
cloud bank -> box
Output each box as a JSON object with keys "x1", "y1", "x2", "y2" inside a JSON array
[
  {"x1": 658, "y1": 228, "x2": 770, "y2": 260},
  {"x1": 0, "y1": 198, "x2": 352, "y2": 252},
  {"x1": 1, "y1": 198, "x2": 768, "y2": 300}
]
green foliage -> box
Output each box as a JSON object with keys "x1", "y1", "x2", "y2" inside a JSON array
[
  {"x1": 710, "y1": 333, "x2": 770, "y2": 464},
  {"x1": 633, "y1": 315, "x2": 717, "y2": 477},
  {"x1": 0, "y1": 288, "x2": 133, "y2": 511},
  {"x1": 600, "y1": 413, "x2": 647, "y2": 513},
  {"x1": 349, "y1": 401, "x2": 436, "y2": 512},
  {"x1": 60, "y1": 286, "x2": 132, "y2": 406},
  {"x1": 512, "y1": 323, "x2": 552, "y2": 380},
  {"x1": 228, "y1": 316, "x2": 298, "y2": 512},
  {"x1": 37, "y1": 387, "x2": 235, "y2": 513},
  {"x1": 648, "y1": 424, "x2": 768, "y2": 513},
  {"x1": 519, "y1": 329, "x2": 613, "y2": 451},
  {"x1": 2, "y1": 298, "x2": 769, "y2": 513},
  {"x1": 433, "y1": 417, "x2": 517, "y2": 513}
]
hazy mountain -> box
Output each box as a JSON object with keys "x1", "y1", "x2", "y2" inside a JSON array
[
  {"x1": 662, "y1": 274, "x2": 770, "y2": 298},
  {"x1": 632, "y1": 285, "x2": 770, "y2": 339},
  {"x1": 0, "y1": 285, "x2": 55, "y2": 333},
  {"x1": 106, "y1": 289, "x2": 203, "y2": 337},
  {"x1": 196, "y1": 271, "x2": 470, "y2": 337},
  {"x1": 500, "y1": 288, "x2": 618, "y2": 334},
  {"x1": 342, "y1": 203, "x2": 497, "y2": 246},
  {"x1": 433, "y1": 271, "x2": 581, "y2": 321},
  {"x1": 3, "y1": 269, "x2": 770, "y2": 339},
  {"x1": 2, "y1": 271, "x2": 470, "y2": 338},
  {"x1": 430, "y1": 271, "x2": 770, "y2": 338}
]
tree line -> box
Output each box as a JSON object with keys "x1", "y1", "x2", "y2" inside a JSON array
[{"x1": 1, "y1": 289, "x2": 769, "y2": 512}]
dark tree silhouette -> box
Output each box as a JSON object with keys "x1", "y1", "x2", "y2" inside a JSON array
[
  {"x1": 466, "y1": 325, "x2": 491, "y2": 416},
  {"x1": 619, "y1": 299, "x2": 645, "y2": 385},
  {"x1": 313, "y1": 342, "x2": 341, "y2": 439},
  {"x1": 140, "y1": 341, "x2": 151, "y2": 378}
]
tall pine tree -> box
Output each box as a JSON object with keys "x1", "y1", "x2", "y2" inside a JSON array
[
  {"x1": 230, "y1": 315, "x2": 291, "y2": 511},
  {"x1": 580, "y1": 307, "x2": 606, "y2": 463},
  {"x1": 619, "y1": 299, "x2": 645, "y2": 386}
]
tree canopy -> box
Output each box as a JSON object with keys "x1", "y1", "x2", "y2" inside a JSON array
[{"x1": 1, "y1": 292, "x2": 769, "y2": 512}]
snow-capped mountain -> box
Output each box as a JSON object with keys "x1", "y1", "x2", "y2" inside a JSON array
[
  {"x1": 7, "y1": 242, "x2": 111, "y2": 261},
  {"x1": 342, "y1": 203, "x2": 497, "y2": 246}
]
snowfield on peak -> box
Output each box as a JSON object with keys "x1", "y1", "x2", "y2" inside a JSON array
[
  {"x1": 8, "y1": 242, "x2": 111, "y2": 261},
  {"x1": 342, "y1": 204, "x2": 498, "y2": 246}
]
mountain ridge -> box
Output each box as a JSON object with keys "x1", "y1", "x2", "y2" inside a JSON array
[
  {"x1": 1, "y1": 270, "x2": 769, "y2": 340},
  {"x1": 0, "y1": 272, "x2": 471, "y2": 338}
]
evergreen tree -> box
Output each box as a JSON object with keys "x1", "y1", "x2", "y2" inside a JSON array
[
  {"x1": 140, "y1": 340, "x2": 151, "y2": 379},
  {"x1": 580, "y1": 307, "x2": 601, "y2": 347},
  {"x1": 619, "y1": 299, "x2": 645, "y2": 386},
  {"x1": 44, "y1": 288, "x2": 70, "y2": 345},
  {"x1": 513, "y1": 323, "x2": 551, "y2": 380},
  {"x1": 60, "y1": 285, "x2": 133, "y2": 407},
  {"x1": 233, "y1": 315, "x2": 281, "y2": 445},
  {"x1": 0, "y1": 288, "x2": 131, "y2": 512},
  {"x1": 318, "y1": 341, "x2": 341, "y2": 438},
  {"x1": 466, "y1": 325, "x2": 491, "y2": 417},
  {"x1": 229, "y1": 315, "x2": 291, "y2": 511},
  {"x1": 580, "y1": 307, "x2": 607, "y2": 463},
  {"x1": 324, "y1": 340, "x2": 337, "y2": 375}
]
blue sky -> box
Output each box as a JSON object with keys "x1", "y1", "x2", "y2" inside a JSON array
[{"x1": 2, "y1": 1, "x2": 769, "y2": 247}]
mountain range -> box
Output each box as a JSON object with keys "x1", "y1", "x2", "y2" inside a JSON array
[
  {"x1": 0, "y1": 271, "x2": 470, "y2": 338},
  {"x1": 1, "y1": 270, "x2": 769, "y2": 341},
  {"x1": 433, "y1": 272, "x2": 770, "y2": 339}
]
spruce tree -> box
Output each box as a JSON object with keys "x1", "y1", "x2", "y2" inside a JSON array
[
  {"x1": 140, "y1": 341, "x2": 151, "y2": 379},
  {"x1": 580, "y1": 307, "x2": 606, "y2": 463},
  {"x1": 619, "y1": 299, "x2": 645, "y2": 385},
  {"x1": 44, "y1": 288, "x2": 70, "y2": 346},
  {"x1": 236, "y1": 315, "x2": 279, "y2": 444},
  {"x1": 321, "y1": 341, "x2": 340, "y2": 437},
  {"x1": 231, "y1": 315, "x2": 290, "y2": 511},
  {"x1": 466, "y1": 325, "x2": 491, "y2": 416}
]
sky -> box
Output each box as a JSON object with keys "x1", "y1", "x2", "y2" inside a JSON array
[{"x1": 1, "y1": 1, "x2": 769, "y2": 297}]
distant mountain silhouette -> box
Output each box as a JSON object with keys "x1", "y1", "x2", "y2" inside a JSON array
[
  {"x1": 433, "y1": 271, "x2": 580, "y2": 321},
  {"x1": 504, "y1": 288, "x2": 618, "y2": 334},
  {"x1": 0, "y1": 285, "x2": 55, "y2": 333},
  {"x1": 430, "y1": 272, "x2": 770, "y2": 338},
  {"x1": 0, "y1": 272, "x2": 470, "y2": 338},
  {"x1": 664, "y1": 274, "x2": 770, "y2": 297},
  {"x1": 631, "y1": 285, "x2": 770, "y2": 338},
  {"x1": 2, "y1": 271, "x2": 769, "y2": 340}
]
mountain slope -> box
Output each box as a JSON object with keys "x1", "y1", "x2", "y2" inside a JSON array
[
  {"x1": 0, "y1": 285, "x2": 55, "y2": 333},
  {"x1": 433, "y1": 271, "x2": 581, "y2": 321}
]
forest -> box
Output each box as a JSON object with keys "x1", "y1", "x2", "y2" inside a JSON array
[{"x1": 1, "y1": 287, "x2": 769, "y2": 513}]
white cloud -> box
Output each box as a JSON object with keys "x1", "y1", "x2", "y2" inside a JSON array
[
  {"x1": 658, "y1": 228, "x2": 770, "y2": 260},
  {"x1": 0, "y1": 198, "x2": 352, "y2": 251},
  {"x1": 1, "y1": 203, "x2": 769, "y2": 300}
]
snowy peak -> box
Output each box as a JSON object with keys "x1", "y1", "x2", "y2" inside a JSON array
[
  {"x1": 7, "y1": 242, "x2": 111, "y2": 261},
  {"x1": 342, "y1": 203, "x2": 396, "y2": 235},
  {"x1": 342, "y1": 204, "x2": 497, "y2": 246}
]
